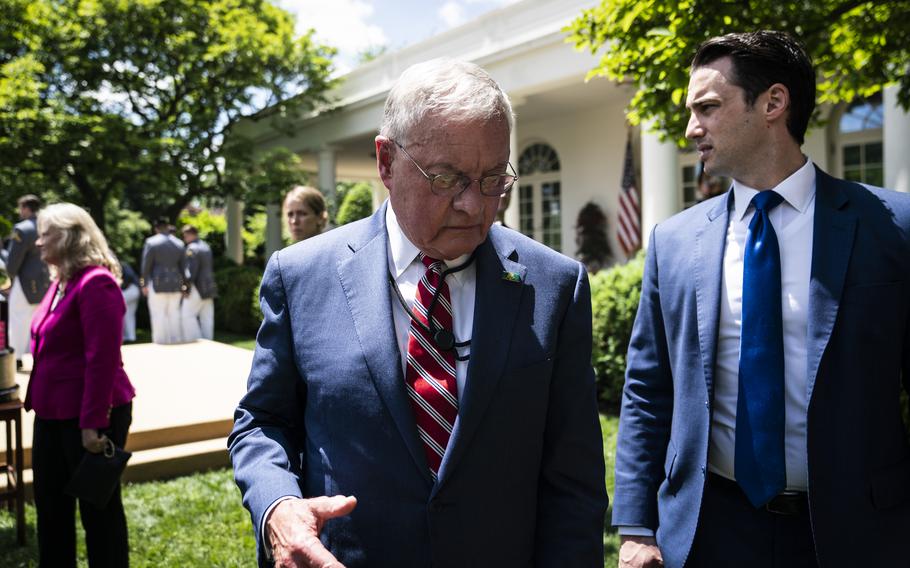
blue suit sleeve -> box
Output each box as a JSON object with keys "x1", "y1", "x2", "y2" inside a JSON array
[
  {"x1": 228, "y1": 252, "x2": 307, "y2": 564},
  {"x1": 612, "y1": 228, "x2": 674, "y2": 530},
  {"x1": 533, "y1": 262, "x2": 609, "y2": 566}
]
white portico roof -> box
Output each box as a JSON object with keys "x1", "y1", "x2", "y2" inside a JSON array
[{"x1": 235, "y1": 0, "x2": 627, "y2": 180}]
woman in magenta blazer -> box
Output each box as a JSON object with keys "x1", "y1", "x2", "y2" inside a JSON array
[{"x1": 25, "y1": 203, "x2": 135, "y2": 568}]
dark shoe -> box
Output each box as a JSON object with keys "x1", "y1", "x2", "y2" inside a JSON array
[{"x1": 16, "y1": 359, "x2": 23, "y2": 371}]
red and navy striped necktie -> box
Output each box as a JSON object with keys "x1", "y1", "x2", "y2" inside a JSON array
[{"x1": 404, "y1": 254, "x2": 458, "y2": 480}]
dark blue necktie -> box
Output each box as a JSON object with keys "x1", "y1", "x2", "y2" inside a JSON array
[{"x1": 735, "y1": 190, "x2": 786, "y2": 508}]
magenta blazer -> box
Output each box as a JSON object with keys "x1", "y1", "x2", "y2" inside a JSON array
[{"x1": 25, "y1": 265, "x2": 135, "y2": 429}]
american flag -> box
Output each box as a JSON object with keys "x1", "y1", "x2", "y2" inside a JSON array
[{"x1": 617, "y1": 133, "x2": 641, "y2": 256}]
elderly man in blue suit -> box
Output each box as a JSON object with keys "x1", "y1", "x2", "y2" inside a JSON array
[
  {"x1": 614, "y1": 31, "x2": 910, "y2": 568},
  {"x1": 229, "y1": 58, "x2": 608, "y2": 567}
]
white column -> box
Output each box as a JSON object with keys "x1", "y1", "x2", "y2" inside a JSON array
[
  {"x1": 884, "y1": 85, "x2": 910, "y2": 193},
  {"x1": 264, "y1": 203, "x2": 283, "y2": 260},
  {"x1": 640, "y1": 120, "x2": 681, "y2": 249},
  {"x1": 318, "y1": 147, "x2": 338, "y2": 215},
  {"x1": 224, "y1": 196, "x2": 244, "y2": 265},
  {"x1": 504, "y1": 122, "x2": 520, "y2": 229}
]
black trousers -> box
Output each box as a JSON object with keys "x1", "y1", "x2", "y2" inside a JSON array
[
  {"x1": 32, "y1": 402, "x2": 132, "y2": 568},
  {"x1": 686, "y1": 473, "x2": 818, "y2": 568}
]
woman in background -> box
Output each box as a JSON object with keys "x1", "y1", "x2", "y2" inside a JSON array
[
  {"x1": 283, "y1": 185, "x2": 328, "y2": 242},
  {"x1": 25, "y1": 203, "x2": 135, "y2": 567}
]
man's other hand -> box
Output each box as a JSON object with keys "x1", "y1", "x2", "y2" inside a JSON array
[
  {"x1": 619, "y1": 535, "x2": 663, "y2": 568},
  {"x1": 267, "y1": 495, "x2": 358, "y2": 568}
]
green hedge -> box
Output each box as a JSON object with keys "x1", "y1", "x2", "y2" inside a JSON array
[
  {"x1": 590, "y1": 252, "x2": 644, "y2": 412},
  {"x1": 213, "y1": 261, "x2": 263, "y2": 336},
  {"x1": 336, "y1": 183, "x2": 373, "y2": 226}
]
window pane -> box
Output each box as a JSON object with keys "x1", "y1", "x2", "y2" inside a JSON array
[
  {"x1": 839, "y1": 94, "x2": 884, "y2": 133},
  {"x1": 865, "y1": 142, "x2": 883, "y2": 164},
  {"x1": 683, "y1": 166, "x2": 695, "y2": 183},
  {"x1": 843, "y1": 145, "x2": 861, "y2": 166},
  {"x1": 541, "y1": 182, "x2": 561, "y2": 252},
  {"x1": 865, "y1": 167, "x2": 884, "y2": 187},
  {"x1": 519, "y1": 185, "x2": 534, "y2": 237},
  {"x1": 518, "y1": 144, "x2": 560, "y2": 176},
  {"x1": 683, "y1": 184, "x2": 697, "y2": 205},
  {"x1": 843, "y1": 167, "x2": 863, "y2": 182}
]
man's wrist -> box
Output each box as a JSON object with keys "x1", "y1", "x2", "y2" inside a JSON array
[{"x1": 261, "y1": 496, "x2": 297, "y2": 560}]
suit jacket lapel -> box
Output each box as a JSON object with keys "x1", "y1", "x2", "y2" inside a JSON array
[
  {"x1": 806, "y1": 168, "x2": 856, "y2": 400},
  {"x1": 695, "y1": 191, "x2": 733, "y2": 399},
  {"x1": 433, "y1": 232, "x2": 525, "y2": 493},
  {"x1": 336, "y1": 204, "x2": 432, "y2": 486}
]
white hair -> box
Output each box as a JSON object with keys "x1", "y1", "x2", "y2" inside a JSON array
[
  {"x1": 380, "y1": 58, "x2": 514, "y2": 144},
  {"x1": 37, "y1": 203, "x2": 121, "y2": 282}
]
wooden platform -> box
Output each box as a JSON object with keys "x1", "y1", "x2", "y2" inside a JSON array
[{"x1": 0, "y1": 339, "x2": 254, "y2": 494}]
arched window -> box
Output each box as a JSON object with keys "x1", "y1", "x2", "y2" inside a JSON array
[{"x1": 517, "y1": 143, "x2": 562, "y2": 251}]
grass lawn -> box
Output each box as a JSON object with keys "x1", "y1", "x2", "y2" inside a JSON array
[
  {"x1": 0, "y1": 415, "x2": 620, "y2": 567},
  {"x1": 601, "y1": 413, "x2": 620, "y2": 568},
  {"x1": 0, "y1": 469, "x2": 255, "y2": 567}
]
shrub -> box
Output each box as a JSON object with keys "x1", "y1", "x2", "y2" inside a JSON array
[
  {"x1": 213, "y1": 260, "x2": 263, "y2": 335},
  {"x1": 590, "y1": 251, "x2": 644, "y2": 412},
  {"x1": 335, "y1": 183, "x2": 373, "y2": 226},
  {"x1": 575, "y1": 201, "x2": 612, "y2": 273},
  {"x1": 178, "y1": 208, "x2": 227, "y2": 258},
  {"x1": 242, "y1": 210, "x2": 267, "y2": 265},
  {"x1": 105, "y1": 203, "x2": 152, "y2": 267}
]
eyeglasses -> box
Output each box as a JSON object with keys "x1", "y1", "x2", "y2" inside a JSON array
[{"x1": 392, "y1": 140, "x2": 518, "y2": 198}]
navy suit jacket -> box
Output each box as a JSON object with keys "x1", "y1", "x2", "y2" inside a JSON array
[
  {"x1": 229, "y1": 202, "x2": 607, "y2": 567},
  {"x1": 614, "y1": 168, "x2": 910, "y2": 568}
]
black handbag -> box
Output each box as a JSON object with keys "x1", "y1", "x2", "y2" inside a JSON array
[{"x1": 65, "y1": 438, "x2": 132, "y2": 508}]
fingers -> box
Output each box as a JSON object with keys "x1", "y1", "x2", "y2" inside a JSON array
[
  {"x1": 273, "y1": 533, "x2": 341, "y2": 568},
  {"x1": 81, "y1": 428, "x2": 106, "y2": 453},
  {"x1": 618, "y1": 536, "x2": 663, "y2": 568},
  {"x1": 308, "y1": 495, "x2": 358, "y2": 521},
  {"x1": 268, "y1": 496, "x2": 356, "y2": 568}
]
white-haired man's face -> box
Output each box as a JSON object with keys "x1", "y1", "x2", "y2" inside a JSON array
[{"x1": 377, "y1": 114, "x2": 510, "y2": 260}]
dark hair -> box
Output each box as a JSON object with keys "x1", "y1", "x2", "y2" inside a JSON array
[
  {"x1": 17, "y1": 194, "x2": 41, "y2": 212},
  {"x1": 155, "y1": 217, "x2": 170, "y2": 229},
  {"x1": 692, "y1": 31, "x2": 815, "y2": 144}
]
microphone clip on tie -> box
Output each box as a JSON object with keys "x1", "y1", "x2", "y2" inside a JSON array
[{"x1": 389, "y1": 252, "x2": 475, "y2": 362}]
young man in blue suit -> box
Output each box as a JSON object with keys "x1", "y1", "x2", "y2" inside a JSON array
[
  {"x1": 229, "y1": 58, "x2": 608, "y2": 567},
  {"x1": 614, "y1": 31, "x2": 910, "y2": 568}
]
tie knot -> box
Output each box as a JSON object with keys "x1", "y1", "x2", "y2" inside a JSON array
[
  {"x1": 419, "y1": 253, "x2": 443, "y2": 272},
  {"x1": 750, "y1": 190, "x2": 785, "y2": 213}
]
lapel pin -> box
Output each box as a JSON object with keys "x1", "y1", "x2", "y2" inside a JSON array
[{"x1": 501, "y1": 270, "x2": 522, "y2": 283}]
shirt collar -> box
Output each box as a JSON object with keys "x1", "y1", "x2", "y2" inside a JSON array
[
  {"x1": 732, "y1": 157, "x2": 816, "y2": 220},
  {"x1": 385, "y1": 204, "x2": 472, "y2": 285}
]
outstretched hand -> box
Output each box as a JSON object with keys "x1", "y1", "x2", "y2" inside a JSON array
[{"x1": 267, "y1": 495, "x2": 358, "y2": 568}]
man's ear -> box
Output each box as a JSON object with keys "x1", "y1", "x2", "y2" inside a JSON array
[
  {"x1": 764, "y1": 83, "x2": 790, "y2": 124},
  {"x1": 375, "y1": 136, "x2": 394, "y2": 189}
]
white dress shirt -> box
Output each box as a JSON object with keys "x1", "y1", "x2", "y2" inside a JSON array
[
  {"x1": 709, "y1": 157, "x2": 816, "y2": 491},
  {"x1": 386, "y1": 204, "x2": 476, "y2": 400}
]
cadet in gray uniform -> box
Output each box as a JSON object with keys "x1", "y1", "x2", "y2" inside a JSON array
[
  {"x1": 1, "y1": 195, "x2": 51, "y2": 368},
  {"x1": 179, "y1": 225, "x2": 216, "y2": 341},
  {"x1": 141, "y1": 219, "x2": 185, "y2": 344}
]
